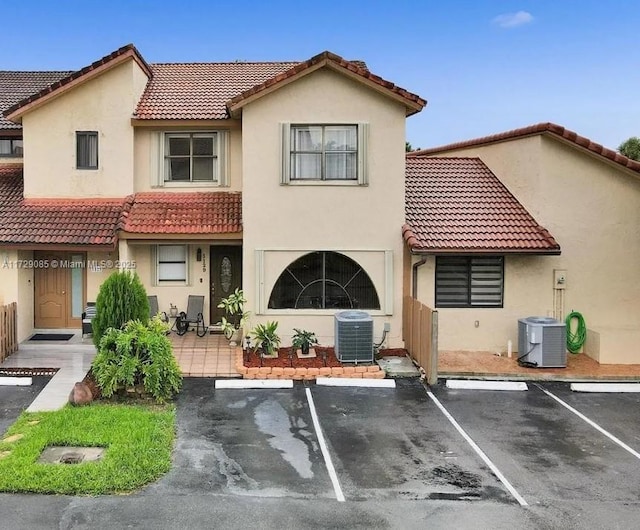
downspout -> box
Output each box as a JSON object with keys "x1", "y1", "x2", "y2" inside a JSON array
[{"x1": 412, "y1": 255, "x2": 427, "y2": 299}]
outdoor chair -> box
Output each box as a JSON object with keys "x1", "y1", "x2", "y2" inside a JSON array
[
  {"x1": 175, "y1": 295, "x2": 207, "y2": 337},
  {"x1": 82, "y1": 302, "x2": 97, "y2": 338},
  {"x1": 148, "y1": 295, "x2": 168, "y2": 323}
]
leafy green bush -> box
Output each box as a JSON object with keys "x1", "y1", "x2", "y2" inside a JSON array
[
  {"x1": 92, "y1": 317, "x2": 182, "y2": 402},
  {"x1": 92, "y1": 271, "x2": 150, "y2": 346}
]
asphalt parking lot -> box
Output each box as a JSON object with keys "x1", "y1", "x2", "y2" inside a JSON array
[{"x1": 0, "y1": 376, "x2": 50, "y2": 435}]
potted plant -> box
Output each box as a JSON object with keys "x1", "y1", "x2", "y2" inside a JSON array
[
  {"x1": 292, "y1": 328, "x2": 318, "y2": 357},
  {"x1": 217, "y1": 288, "x2": 249, "y2": 346},
  {"x1": 251, "y1": 321, "x2": 281, "y2": 357}
]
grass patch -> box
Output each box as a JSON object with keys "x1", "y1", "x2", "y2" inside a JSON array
[{"x1": 0, "y1": 403, "x2": 175, "y2": 495}]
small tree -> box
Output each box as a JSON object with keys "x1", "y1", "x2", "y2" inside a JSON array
[
  {"x1": 92, "y1": 271, "x2": 149, "y2": 346},
  {"x1": 618, "y1": 137, "x2": 640, "y2": 161}
]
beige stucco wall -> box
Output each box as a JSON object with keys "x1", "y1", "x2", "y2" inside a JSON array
[
  {"x1": 21, "y1": 59, "x2": 148, "y2": 198},
  {"x1": 0, "y1": 249, "x2": 34, "y2": 342},
  {"x1": 419, "y1": 136, "x2": 640, "y2": 363},
  {"x1": 133, "y1": 120, "x2": 243, "y2": 192},
  {"x1": 241, "y1": 68, "x2": 408, "y2": 348}
]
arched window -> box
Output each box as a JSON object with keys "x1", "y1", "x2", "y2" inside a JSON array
[{"x1": 268, "y1": 252, "x2": 380, "y2": 310}]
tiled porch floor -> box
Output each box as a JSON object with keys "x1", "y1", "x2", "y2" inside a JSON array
[
  {"x1": 169, "y1": 332, "x2": 241, "y2": 378},
  {"x1": 439, "y1": 350, "x2": 640, "y2": 381}
]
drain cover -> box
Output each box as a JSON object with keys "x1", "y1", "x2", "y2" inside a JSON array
[{"x1": 38, "y1": 446, "x2": 105, "y2": 464}]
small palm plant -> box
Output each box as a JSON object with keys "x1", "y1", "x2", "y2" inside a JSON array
[
  {"x1": 292, "y1": 328, "x2": 319, "y2": 356},
  {"x1": 217, "y1": 288, "x2": 249, "y2": 342},
  {"x1": 251, "y1": 321, "x2": 281, "y2": 357}
]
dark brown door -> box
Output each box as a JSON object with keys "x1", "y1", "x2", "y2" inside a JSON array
[
  {"x1": 34, "y1": 252, "x2": 84, "y2": 328},
  {"x1": 210, "y1": 246, "x2": 242, "y2": 325}
]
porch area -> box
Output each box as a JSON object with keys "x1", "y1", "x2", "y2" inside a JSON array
[{"x1": 169, "y1": 332, "x2": 241, "y2": 378}]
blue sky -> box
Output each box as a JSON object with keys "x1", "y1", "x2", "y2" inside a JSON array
[{"x1": 3, "y1": 1, "x2": 638, "y2": 150}]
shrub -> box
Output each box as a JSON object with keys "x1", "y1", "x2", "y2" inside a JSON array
[
  {"x1": 92, "y1": 271, "x2": 149, "y2": 346},
  {"x1": 92, "y1": 317, "x2": 182, "y2": 402}
]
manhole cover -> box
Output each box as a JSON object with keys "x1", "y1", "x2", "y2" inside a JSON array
[{"x1": 38, "y1": 446, "x2": 105, "y2": 464}]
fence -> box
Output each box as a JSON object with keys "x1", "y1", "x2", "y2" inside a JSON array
[
  {"x1": 403, "y1": 296, "x2": 438, "y2": 385},
  {"x1": 0, "y1": 302, "x2": 18, "y2": 363}
]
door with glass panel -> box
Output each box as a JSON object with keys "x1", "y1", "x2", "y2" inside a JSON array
[
  {"x1": 210, "y1": 246, "x2": 242, "y2": 326},
  {"x1": 34, "y1": 252, "x2": 84, "y2": 328}
]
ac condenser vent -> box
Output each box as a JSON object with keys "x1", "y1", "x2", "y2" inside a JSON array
[
  {"x1": 517, "y1": 316, "x2": 567, "y2": 368},
  {"x1": 334, "y1": 310, "x2": 374, "y2": 363}
]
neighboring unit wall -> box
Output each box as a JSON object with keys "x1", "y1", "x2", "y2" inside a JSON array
[
  {"x1": 0, "y1": 249, "x2": 34, "y2": 342},
  {"x1": 21, "y1": 60, "x2": 147, "y2": 198},
  {"x1": 242, "y1": 68, "x2": 407, "y2": 347},
  {"x1": 421, "y1": 136, "x2": 640, "y2": 363},
  {"x1": 133, "y1": 120, "x2": 243, "y2": 192}
]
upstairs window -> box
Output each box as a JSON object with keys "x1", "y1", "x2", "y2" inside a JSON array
[
  {"x1": 0, "y1": 137, "x2": 23, "y2": 157},
  {"x1": 76, "y1": 131, "x2": 98, "y2": 169},
  {"x1": 281, "y1": 123, "x2": 368, "y2": 185},
  {"x1": 165, "y1": 132, "x2": 218, "y2": 182},
  {"x1": 435, "y1": 256, "x2": 504, "y2": 308}
]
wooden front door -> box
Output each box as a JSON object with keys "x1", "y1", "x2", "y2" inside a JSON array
[
  {"x1": 34, "y1": 252, "x2": 84, "y2": 328},
  {"x1": 210, "y1": 246, "x2": 242, "y2": 326}
]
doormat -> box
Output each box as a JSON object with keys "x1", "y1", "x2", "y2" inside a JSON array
[{"x1": 29, "y1": 333, "x2": 74, "y2": 341}]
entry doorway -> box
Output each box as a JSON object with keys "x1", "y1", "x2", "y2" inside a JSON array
[
  {"x1": 34, "y1": 252, "x2": 85, "y2": 329},
  {"x1": 210, "y1": 246, "x2": 242, "y2": 326}
]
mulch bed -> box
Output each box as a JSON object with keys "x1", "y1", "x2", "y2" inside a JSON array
[{"x1": 243, "y1": 346, "x2": 410, "y2": 368}]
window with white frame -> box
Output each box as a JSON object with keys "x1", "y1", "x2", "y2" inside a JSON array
[
  {"x1": 157, "y1": 245, "x2": 188, "y2": 283},
  {"x1": 281, "y1": 123, "x2": 368, "y2": 184},
  {"x1": 0, "y1": 137, "x2": 23, "y2": 157},
  {"x1": 164, "y1": 132, "x2": 225, "y2": 183},
  {"x1": 76, "y1": 131, "x2": 98, "y2": 169},
  {"x1": 435, "y1": 256, "x2": 504, "y2": 308}
]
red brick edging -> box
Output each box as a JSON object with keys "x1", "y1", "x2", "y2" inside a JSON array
[{"x1": 235, "y1": 351, "x2": 386, "y2": 380}]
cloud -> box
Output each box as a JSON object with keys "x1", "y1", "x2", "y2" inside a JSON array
[{"x1": 492, "y1": 11, "x2": 534, "y2": 29}]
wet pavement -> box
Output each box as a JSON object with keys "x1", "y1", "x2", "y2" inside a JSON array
[{"x1": 0, "y1": 376, "x2": 50, "y2": 436}]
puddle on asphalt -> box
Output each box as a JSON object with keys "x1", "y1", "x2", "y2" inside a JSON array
[
  {"x1": 254, "y1": 399, "x2": 315, "y2": 479},
  {"x1": 227, "y1": 396, "x2": 256, "y2": 409}
]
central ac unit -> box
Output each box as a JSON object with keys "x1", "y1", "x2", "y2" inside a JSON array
[
  {"x1": 335, "y1": 310, "x2": 374, "y2": 363},
  {"x1": 517, "y1": 316, "x2": 567, "y2": 368}
]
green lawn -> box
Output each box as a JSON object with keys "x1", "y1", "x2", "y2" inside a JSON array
[{"x1": 0, "y1": 403, "x2": 175, "y2": 495}]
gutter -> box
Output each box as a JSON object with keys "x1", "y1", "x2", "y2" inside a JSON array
[{"x1": 411, "y1": 255, "x2": 427, "y2": 299}]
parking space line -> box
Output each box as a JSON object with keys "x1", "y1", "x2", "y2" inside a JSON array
[
  {"x1": 305, "y1": 387, "x2": 346, "y2": 502},
  {"x1": 535, "y1": 383, "x2": 640, "y2": 461},
  {"x1": 426, "y1": 390, "x2": 528, "y2": 506}
]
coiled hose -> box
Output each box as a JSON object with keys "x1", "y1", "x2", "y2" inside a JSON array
[{"x1": 565, "y1": 311, "x2": 586, "y2": 353}]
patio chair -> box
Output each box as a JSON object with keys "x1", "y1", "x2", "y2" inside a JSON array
[
  {"x1": 175, "y1": 295, "x2": 207, "y2": 337},
  {"x1": 148, "y1": 295, "x2": 168, "y2": 323},
  {"x1": 82, "y1": 302, "x2": 97, "y2": 338}
]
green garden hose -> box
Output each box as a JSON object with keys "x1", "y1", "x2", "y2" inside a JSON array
[{"x1": 565, "y1": 311, "x2": 586, "y2": 353}]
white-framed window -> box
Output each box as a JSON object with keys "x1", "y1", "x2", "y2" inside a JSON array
[
  {"x1": 76, "y1": 131, "x2": 98, "y2": 170},
  {"x1": 435, "y1": 256, "x2": 504, "y2": 308},
  {"x1": 159, "y1": 131, "x2": 228, "y2": 186},
  {"x1": 156, "y1": 245, "x2": 188, "y2": 283},
  {"x1": 281, "y1": 123, "x2": 368, "y2": 185}
]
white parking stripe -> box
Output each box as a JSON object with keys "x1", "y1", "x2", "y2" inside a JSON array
[
  {"x1": 535, "y1": 384, "x2": 640, "y2": 461},
  {"x1": 427, "y1": 390, "x2": 528, "y2": 506},
  {"x1": 305, "y1": 387, "x2": 346, "y2": 502}
]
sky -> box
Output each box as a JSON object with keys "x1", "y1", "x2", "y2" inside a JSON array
[{"x1": 2, "y1": 0, "x2": 638, "y2": 150}]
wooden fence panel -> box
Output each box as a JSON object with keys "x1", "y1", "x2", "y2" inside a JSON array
[
  {"x1": 403, "y1": 296, "x2": 438, "y2": 385},
  {"x1": 0, "y1": 302, "x2": 18, "y2": 363}
]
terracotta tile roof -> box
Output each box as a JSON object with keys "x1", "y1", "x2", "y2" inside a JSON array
[
  {"x1": 4, "y1": 44, "x2": 151, "y2": 123},
  {"x1": 227, "y1": 51, "x2": 426, "y2": 117},
  {"x1": 409, "y1": 122, "x2": 640, "y2": 175},
  {"x1": 0, "y1": 168, "x2": 124, "y2": 248},
  {"x1": 121, "y1": 192, "x2": 242, "y2": 234},
  {"x1": 404, "y1": 157, "x2": 560, "y2": 254},
  {"x1": 133, "y1": 62, "x2": 298, "y2": 120},
  {"x1": 0, "y1": 71, "x2": 72, "y2": 130}
]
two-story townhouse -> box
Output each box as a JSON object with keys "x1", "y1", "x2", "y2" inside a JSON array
[{"x1": 0, "y1": 44, "x2": 425, "y2": 348}]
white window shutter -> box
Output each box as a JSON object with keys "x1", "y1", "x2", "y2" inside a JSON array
[
  {"x1": 280, "y1": 122, "x2": 291, "y2": 184},
  {"x1": 218, "y1": 131, "x2": 229, "y2": 187},
  {"x1": 150, "y1": 132, "x2": 164, "y2": 187},
  {"x1": 357, "y1": 122, "x2": 369, "y2": 185}
]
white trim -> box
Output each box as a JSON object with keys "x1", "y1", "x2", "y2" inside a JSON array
[
  {"x1": 446, "y1": 380, "x2": 528, "y2": 391},
  {"x1": 255, "y1": 249, "x2": 265, "y2": 314},
  {"x1": 316, "y1": 377, "x2": 395, "y2": 388},
  {"x1": 384, "y1": 250, "x2": 393, "y2": 315},
  {"x1": 427, "y1": 390, "x2": 528, "y2": 506},
  {"x1": 357, "y1": 122, "x2": 369, "y2": 185},
  {"x1": 570, "y1": 383, "x2": 640, "y2": 393},
  {"x1": 215, "y1": 379, "x2": 293, "y2": 389},
  {"x1": 280, "y1": 122, "x2": 291, "y2": 184}
]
